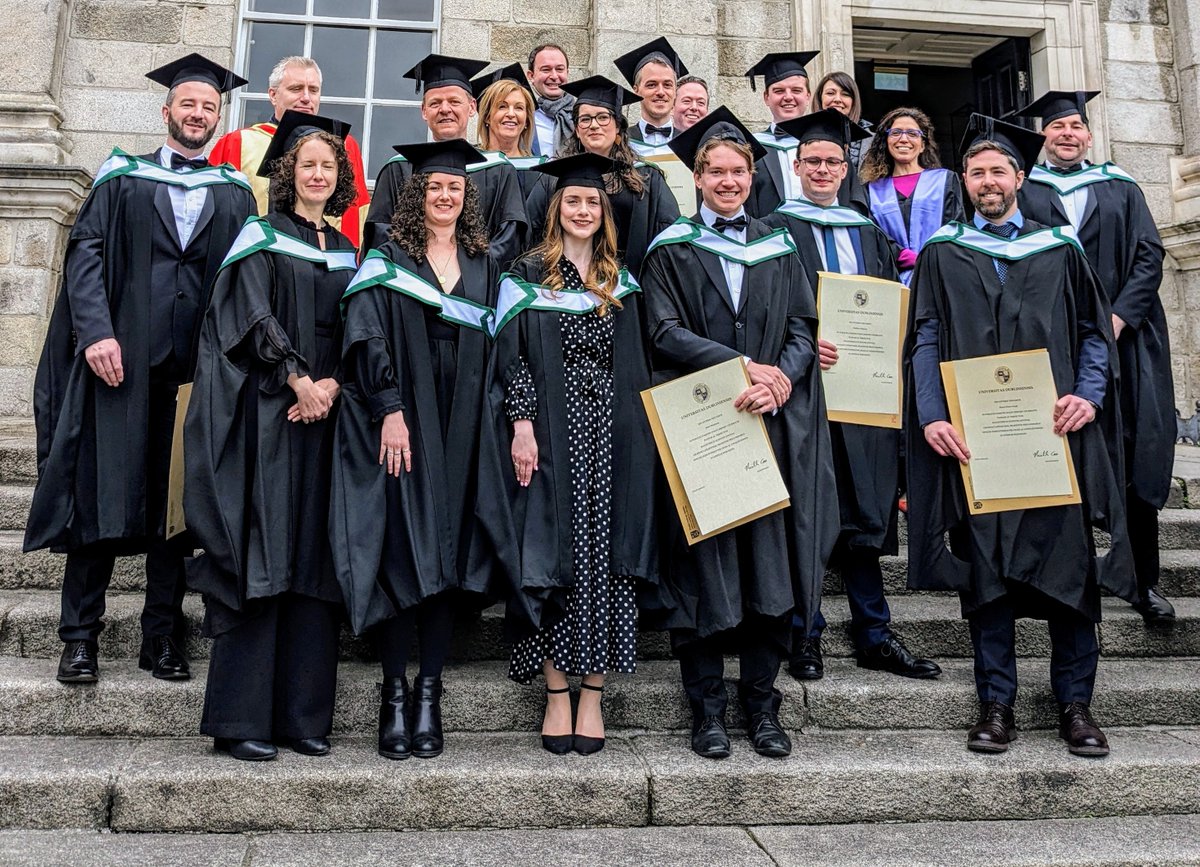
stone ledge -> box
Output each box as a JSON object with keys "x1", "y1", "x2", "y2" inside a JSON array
[{"x1": 0, "y1": 165, "x2": 92, "y2": 225}]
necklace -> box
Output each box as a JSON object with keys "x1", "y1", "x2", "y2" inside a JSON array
[{"x1": 430, "y1": 244, "x2": 457, "y2": 287}]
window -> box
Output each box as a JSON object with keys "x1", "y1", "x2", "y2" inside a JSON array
[{"x1": 233, "y1": 0, "x2": 439, "y2": 179}]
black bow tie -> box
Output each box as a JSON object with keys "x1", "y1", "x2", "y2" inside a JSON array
[
  {"x1": 644, "y1": 124, "x2": 672, "y2": 137},
  {"x1": 1048, "y1": 163, "x2": 1083, "y2": 175},
  {"x1": 170, "y1": 153, "x2": 209, "y2": 171},
  {"x1": 770, "y1": 126, "x2": 793, "y2": 140},
  {"x1": 713, "y1": 215, "x2": 748, "y2": 234}
]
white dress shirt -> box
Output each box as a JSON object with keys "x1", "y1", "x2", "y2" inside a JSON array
[
  {"x1": 769, "y1": 124, "x2": 800, "y2": 200},
  {"x1": 533, "y1": 109, "x2": 556, "y2": 156},
  {"x1": 159, "y1": 145, "x2": 208, "y2": 249},
  {"x1": 801, "y1": 197, "x2": 859, "y2": 274},
  {"x1": 1049, "y1": 159, "x2": 1091, "y2": 231},
  {"x1": 638, "y1": 118, "x2": 673, "y2": 146},
  {"x1": 700, "y1": 203, "x2": 746, "y2": 309}
]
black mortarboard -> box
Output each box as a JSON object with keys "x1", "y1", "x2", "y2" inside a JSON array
[
  {"x1": 959, "y1": 113, "x2": 1045, "y2": 173},
  {"x1": 1011, "y1": 90, "x2": 1101, "y2": 126},
  {"x1": 778, "y1": 108, "x2": 872, "y2": 148},
  {"x1": 612, "y1": 38, "x2": 689, "y2": 88},
  {"x1": 744, "y1": 51, "x2": 820, "y2": 91},
  {"x1": 529, "y1": 153, "x2": 617, "y2": 190},
  {"x1": 668, "y1": 106, "x2": 766, "y2": 171},
  {"x1": 257, "y1": 110, "x2": 351, "y2": 178},
  {"x1": 561, "y1": 75, "x2": 641, "y2": 114},
  {"x1": 145, "y1": 52, "x2": 247, "y2": 94},
  {"x1": 392, "y1": 138, "x2": 487, "y2": 177},
  {"x1": 403, "y1": 53, "x2": 490, "y2": 94},
  {"x1": 470, "y1": 62, "x2": 536, "y2": 101}
]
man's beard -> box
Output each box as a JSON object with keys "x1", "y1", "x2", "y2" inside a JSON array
[
  {"x1": 168, "y1": 114, "x2": 217, "y2": 151},
  {"x1": 973, "y1": 188, "x2": 1016, "y2": 220}
]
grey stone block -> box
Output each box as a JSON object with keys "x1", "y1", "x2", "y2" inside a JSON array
[
  {"x1": 1098, "y1": 596, "x2": 1200, "y2": 656},
  {"x1": 71, "y1": 0, "x2": 183, "y2": 43},
  {"x1": 0, "y1": 486, "x2": 32, "y2": 531},
  {"x1": 0, "y1": 830, "x2": 250, "y2": 866},
  {"x1": 0, "y1": 737, "x2": 136, "y2": 830}
]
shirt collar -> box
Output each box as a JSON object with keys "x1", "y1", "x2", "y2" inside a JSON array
[
  {"x1": 699, "y1": 203, "x2": 747, "y2": 230},
  {"x1": 159, "y1": 143, "x2": 203, "y2": 169},
  {"x1": 973, "y1": 208, "x2": 1024, "y2": 231},
  {"x1": 1044, "y1": 158, "x2": 1092, "y2": 171},
  {"x1": 640, "y1": 118, "x2": 671, "y2": 135}
]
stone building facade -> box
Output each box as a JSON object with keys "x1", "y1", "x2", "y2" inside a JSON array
[{"x1": 1, "y1": 0, "x2": 1198, "y2": 418}]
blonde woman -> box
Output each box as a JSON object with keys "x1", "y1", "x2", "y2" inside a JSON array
[{"x1": 473, "y1": 64, "x2": 545, "y2": 195}]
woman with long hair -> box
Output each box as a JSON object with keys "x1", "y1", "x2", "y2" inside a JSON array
[
  {"x1": 480, "y1": 153, "x2": 658, "y2": 755},
  {"x1": 522, "y1": 75, "x2": 679, "y2": 277},
  {"x1": 859, "y1": 106, "x2": 965, "y2": 285},
  {"x1": 473, "y1": 66, "x2": 547, "y2": 196},
  {"x1": 185, "y1": 112, "x2": 358, "y2": 761},
  {"x1": 331, "y1": 139, "x2": 497, "y2": 761}
]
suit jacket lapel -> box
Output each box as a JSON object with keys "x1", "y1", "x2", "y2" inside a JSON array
[
  {"x1": 153, "y1": 182, "x2": 183, "y2": 250},
  {"x1": 689, "y1": 213, "x2": 737, "y2": 315},
  {"x1": 1078, "y1": 185, "x2": 1099, "y2": 230}
]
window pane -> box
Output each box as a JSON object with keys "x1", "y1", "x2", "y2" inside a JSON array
[
  {"x1": 374, "y1": 30, "x2": 434, "y2": 102},
  {"x1": 378, "y1": 0, "x2": 436, "y2": 21},
  {"x1": 368, "y1": 106, "x2": 427, "y2": 176},
  {"x1": 318, "y1": 102, "x2": 366, "y2": 141},
  {"x1": 249, "y1": 0, "x2": 306, "y2": 12},
  {"x1": 314, "y1": 0, "x2": 370, "y2": 16},
  {"x1": 245, "y1": 22, "x2": 306, "y2": 92},
  {"x1": 311, "y1": 26, "x2": 369, "y2": 97},
  {"x1": 237, "y1": 98, "x2": 276, "y2": 127}
]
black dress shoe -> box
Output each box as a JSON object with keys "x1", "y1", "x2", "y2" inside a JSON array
[
  {"x1": 138, "y1": 635, "x2": 190, "y2": 680},
  {"x1": 1059, "y1": 702, "x2": 1109, "y2": 757},
  {"x1": 747, "y1": 712, "x2": 792, "y2": 758},
  {"x1": 214, "y1": 738, "x2": 277, "y2": 761},
  {"x1": 285, "y1": 736, "x2": 331, "y2": 756},
  {"x1": 967, "y1": 701, "x2": 1017, "y2": 753},
  {"x1": 1132, "y1": 586, "x2": 1176, "y2": 623},
  {"x1": 691, "y1": 715, "x2": 731, "y2": 759},
  {"x1": 410, "y1": 675, "x2": 444, "y2": 758},
  {"x1": 857, "y1": 635, "x2": 942, "y2": 679},
  {"x1": 57, "y1": 640, "x2": 99, "y2": 683},
  {"x1": 789, "y1": 636, "x2": 824, "y2": 681},
  {"x1": 378, "y1": 677, "x2": 412, "y2": 760}
]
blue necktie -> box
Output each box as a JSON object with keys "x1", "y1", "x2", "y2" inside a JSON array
[
  {"x1": 822, "y1": 227, "x2": 841, "y2": 272},
  {"x1": 982, "y1": 221, "x2": 1018, "y2": 285}
]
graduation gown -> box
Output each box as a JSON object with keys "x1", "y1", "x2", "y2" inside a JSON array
[
  {"x1": 1019, "y1": 168, "x2": 1174, "y2": 508},
  {"x1": 331, "y1": 241, "x2": 496, "y2": 634},
  {"x1": 746, "y1": 133, "x2": 871, "y2": 220},
  {"x1": 867, "y1": 168, "x2": 965, "y2": 285},
  {"x1": 363, "y1": 155, "x2": 527, "y2": 270},
  {"x1": 762, "y1": 204, "x2": 901, "y2": 551},
  {"x1": 641, "y1": 215, "x2": 840, "y2": 645},
  {"x1": 523, "y1": 165, "x2": 680, "y2": 278},
  {"x1": 25, "y1": 151, "x2": 255, "y2": 553},
  {"x1": 476, "y1": 255, "x2": 659, "y2": 637},
  {"x1": 904, "y1": 220, "x2": 1136, "y2": 619},
  {"x1": 184, "y1": 212, "x2": 353, "y2": 628}
]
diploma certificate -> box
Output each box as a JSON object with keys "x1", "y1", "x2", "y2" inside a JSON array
[
  {"x1": 165, "y1": 382, "x2": 193, "y2": 539},
  {"x1": 816, "y1": 272, "x2": 909, "y2": 428},
  {"x1": 940, "y1": 349, "x2": 1081, "y2": 514},
  {"x1": 641, "y1": 358, "x2": 790, "y2": 543},
  {"x1": 645, "y1": 154, "x2": 697, "y2": 214}
]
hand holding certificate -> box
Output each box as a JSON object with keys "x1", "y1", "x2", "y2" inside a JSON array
[{"x1": 641, "y1": 358, "x2": 790, "y2": 543}]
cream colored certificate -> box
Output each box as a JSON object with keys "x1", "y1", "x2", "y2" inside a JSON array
[
  {"x1": 940, "y1": 349, "x2": 1081, "y2": 514},
  {"x1": 645, "y1": 154, "x2": 697, "y2": 214},
  {"x1": 816, "y1": 272, "x2": 909, "y2": 428},
  {"x1": 641, "y1": 357, "x2": 790, "y2": 543}
]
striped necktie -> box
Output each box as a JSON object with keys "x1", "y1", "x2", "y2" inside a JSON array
[{"x1": 981, "y1": 221, "x2": 1018, "y2": 285}]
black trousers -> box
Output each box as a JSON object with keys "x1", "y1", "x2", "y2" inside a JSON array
[
  {"x1": 1127, "y1": 492, "x2": 1161, "y2": 592},
  {"x1": 376, "y1": 592, "x2": 456, "y2": 680},
  {"x1": 58, "y1": 369, "x2": 187, "y2": 643},
  {"x1": 677, "y1": 621, "x2": 784, "y2": 720},
  {"x1": 967, "y1": 595, "x2": 1099, "y2": 707},
  {"x1": 805, "y1": 544, "x2": 893, "y2": 650},
  {"x1": 200, "y1": 592, "x2": 341, "y2": 741}
]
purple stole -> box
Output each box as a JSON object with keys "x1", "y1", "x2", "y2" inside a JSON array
[{"x1": 868, "y1": 168, "x2": 949, "y2": 286}]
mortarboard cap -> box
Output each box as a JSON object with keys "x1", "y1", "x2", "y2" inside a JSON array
[
  {"x1": 403, "y1": 53, "x2": 490, "y2": 94},
  {"x1": 470, "y1": 62, "x2": 536, "y2": 101},
  {"x1": 668, "y1": 105, "x2": 766, "y2": 171},
  {"x1": 529, "y1": 153, "x2": 617, "y2": 190},
  {"x1": 146, "y1": 52, "x2": 247, "y2": 94},
  {"x1": 612, "y1": 38, "x2": 689, "y2": 88},
  {"x1": 1011, "y1": 90, "x2": 1100, "y2": 127},
  {"x1": 392, "y1": 138, "x2": 487, "y2": 177},
  {"x1": 744, "y1": 51, "x2": 820, "y2": 91},
  {"x1": 959, "y1": 113, "x2": 1045, "y2": 174},
  {"x1": 560, "y1": 75, "x2": 641, "y2": 115},
  {"x1": 257, "y1": 110, "x2": 351, "y2": 178},
  {"x1": 778, "y1": 108, "x2": 871, "y2": 148}
]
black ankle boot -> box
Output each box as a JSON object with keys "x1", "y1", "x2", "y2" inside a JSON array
[
  {"x1": 378, "y1": 676, "x2": 411, "y2": 760},
  {"x1": 410, "y1": 675, "x2": 444, "y2": 758}
]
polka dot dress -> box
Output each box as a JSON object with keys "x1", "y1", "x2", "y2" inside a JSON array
[{"x1": 509, "y1": 260, "x2": 639, "y2": 684}]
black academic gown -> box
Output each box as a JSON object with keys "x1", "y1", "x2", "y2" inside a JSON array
[
  {"x1": 184, "y1": 212, "x2": 351, "y2": 630},
  {"x1": 477, "y1": 255, "x2": 660, "y2": 637},
  {"x1": 641, "y1": 215, "x2": 840, "y2": 648},
  {"x1": 762, "y1": 209, "x2": 902, "y2": 551},
  {"x1": 748, "y1": 134, "x2": 871, "y2": 219},
  {"x1": 1019, "y1": 174, "x2": 1174, "y2": 508},
  {"x1": 904, "y1": 219, "x2": 1136, "y2": 620},
  {"x1": 331, "y1": 241, "x2": 496, "y2": 634},
  {"x1": 523, "y1": 166, "x2": 680, "y2": 278},
  {"x1": 25, "y1": 153, "x2": 255, "y2": 553},
  {"x1": 364, "y1": 157, "x2": 528, "y2": 270}
]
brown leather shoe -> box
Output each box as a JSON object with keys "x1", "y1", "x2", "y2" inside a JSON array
[
  {"x1": 967, "y1": 701, "x2": 1017, "y2": 753},
  {"x1": 1059, "y1": 702, "x2": 1109, "y2": 757}
]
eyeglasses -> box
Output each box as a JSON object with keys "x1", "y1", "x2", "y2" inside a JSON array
[
  {"x1": 886, "y1": 128, "x2": 925, "y2": 140},
  {"x1": 577, "y1": 113, "x2": 614, "y2": 129},
  {"x1": 798, "y1": 156, "x2": 847, "y2": 170}
]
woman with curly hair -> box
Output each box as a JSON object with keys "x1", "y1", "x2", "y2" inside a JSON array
[
  {"x1": 331, "y1": 139, "x2": 497, "y2": 761},
  {"x1": 522, "y1": 76, "x2": 679, "y2": 278},
  {"x1": 859, "y1": 106, "x2": 965, "y2": 285},
  {"x1": 184, "y1": 111, "x2": 359, "y2": 761}
]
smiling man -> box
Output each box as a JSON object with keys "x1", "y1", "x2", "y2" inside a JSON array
[
  {"x1": 614, "y1": 38, "x2": 688, "y2": 147},
  {"x1": 672, "y1": 75, "x2": 710, "y2": 133},
  {"x1": 743, "y1": 51, "x2": 820, "y2": 217},
  {"x1": 527, "y1": 43, "x2": 573, "y2": 157}
]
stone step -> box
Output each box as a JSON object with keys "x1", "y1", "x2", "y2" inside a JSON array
[
  {"x1": 0, "y1": 485, "x2": 31, "y2": 531},
  {"x1": 3, "y1": 816, "x2": 1199, "y2": 866},
  {"x1": 1, "y1": 728, "x2": 1198, "y2": 832},
  {"x1": 3, "y1": 589, "x2": 1199, "y2": 662},
  {"x1": 0, "y1": 420, "x2": 36, "y2": 486},
  {"x1": 0, "y1": 655, "x2": 1196, "y2": 738}
]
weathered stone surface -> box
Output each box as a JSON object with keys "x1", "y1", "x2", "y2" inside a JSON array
[
  {"x1": 438, "y1": 18, "x2": 492, "y2": 60},
  {"x1": 62, "y1": 40, "x2": 159, "y2": 90},
  {"x1": 1107, "y1": 99, "x2": 1183, "y2": 146},
  {"x1": 0, "y1": 268, "x2": 51, "y2": 316},
  {"x1": 597, "y1": 0, "x2": 658, "y2": 31},
  {"x1": 13, "y1": 224, "x2": 53, "y2": 270},
  {"x1": 0, "y1": 0, "x2": 67, "y2": 94},
  {"x1": 718, "y1": 0, "x2": 791, "y2": 40},
  {"x1": 717, "y1": 37, "x2": 791, "y2": 78},
  {"x1": 1142, "y1": 181, "x2": 1174, "y2": 224},
  {"x1": 61, "y1": 89, "x2": 167, "y2": 138},
  {"x1": 0, "y1": 223, "x2": 11, "y2": 266},
  {"x1": 152, "y1": 42, "x2": 233, "y2": 71},
  {"x1": 1103, "y1": 59, "x2": 1180, "y2": 103},
  {"x1": 182, "y1": 4, "x2": 237, "y2": 48},
  {"x1": 0, "y1": 369, "x2": 33, "y2": 418},
  {"x1": 0, "y1": 737, "x2": 136, "y2": 829},
  {"x1": 1101, "y1": 22, "x2": 1174, "y2": 64},
  {"x1": 1098, "y1": 595, "x2": 1200, "y2": 656},
  {"x1": 1110, "y1": 142, "x2": 1179, "y2": 185},
  {"x1": 71, "y1": 1, "x2": 184, "y2": 43},
  {"x1": 444, "y1": 0, "x2": 511, "y2": 22},
  {"x1": 1100, "y1": 0, "x2": 1170, "y2": 25},
  {"x1": 660, "y1": 0, "x2": 719, "y2": 36},
  {"x1": 491, "y1": 26, "x2": 589, "y2": 69},
  {"x1": 513, "y1": 0, "x2": 589, "y2": 27},
  {"x1": 0, "y1": 831, "x2": 250, "y2": 866}
]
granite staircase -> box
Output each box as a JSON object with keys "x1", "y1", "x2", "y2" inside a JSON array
[{"x1": 0, "y1": 417, "x2": 1197, "y2": 865}]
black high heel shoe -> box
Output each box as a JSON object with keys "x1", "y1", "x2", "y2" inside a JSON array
[
  {"x1": 541, "y1": 685, "x2": 574, "y2": 755},
  {"x1": 573, "y1": 682, "x2": 605, "y2": 755},
  {"x1": 410, "y1": 675, "x2": 444, "y2": 758},
  {"x1": 378, "y1": 676, "x2": 411, "y2": 760}
]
